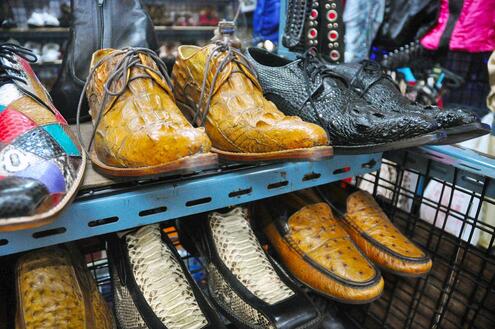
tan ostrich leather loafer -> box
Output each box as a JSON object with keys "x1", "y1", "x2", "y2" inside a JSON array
[
  {"x1": 172, "y1": 43, "x2": 332, "y2": 162},
  {"x1": 318, "y1": 183, "x2": 432, "y2": 277},
  {"x1": 81, "y1": 48, "x2": 217, "y2": 177},
  {"x1": 16, "y1": 246, "x2": 115, "y2": 329},
  {"x1": 260, "y1": 191, "x2": 384, "y2": 304}
]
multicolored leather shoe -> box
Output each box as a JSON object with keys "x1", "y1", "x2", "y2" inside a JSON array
[
  {"x1": 16, "y1": 246, "x2": 115, "y2": 329},
  {"x1": 80, "y1": 48, "x2": 217, "y2": 178},
  {"x1": 107, "y1": 224, "x2": 227, "y2": 329},
  {"x1": 172, "y1": 43, "x2": 332, "y2": 162},
  {"x1": 317, "y1": 183, "x2": 433, "y2": 277},
  {"x1": 259, "y1": 191, "x2": 384, "y2": 304},
  {"x1": 178, "y1": 207, "x2": 322, "y2": 329},
  {"x1": 0, "y1": 43, "x2": 86, "y2": 231}
]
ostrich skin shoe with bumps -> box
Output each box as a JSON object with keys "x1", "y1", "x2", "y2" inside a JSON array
[
  {"x1": 172, "y1": 43, "x2": 332, "y2": 162},
  {"x1": 259, "y1": 191, "x2": 384, "y2": 304},
  {"x1": 107, "y1": 224, "x2": 226, "y2": 329},
  {"x1": 81, "y1": 47, "x2": 217, "y2": 177},
  {"x1": 328, "y1": 60, "x2": 490, "y2": 145},
  {"x1": 178, "y1": 207, "x2": 322, "y2": 329},
  {"x1": 16, "y1": 246, "x2": 115, "y2": 329},
  {"x1": 318, "y1": 183, "x2": 432, "y2": 277},
  {"x1": 245, "y1": 47, "x2": 446, "y2": 154},
  {"x1": 0, "y1": 43, "x2": 85, "y2": 231}
]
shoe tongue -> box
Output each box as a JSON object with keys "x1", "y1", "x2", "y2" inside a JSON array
[
  {"x1": 137, "y1": 53, "x2": 174, "y2": 97},
  {"x1": 198, "y1": 44, "x2": 262, "y2": 96},
  {"x1": 93, "y1": 49, "x2": 174, "y2": 99}
]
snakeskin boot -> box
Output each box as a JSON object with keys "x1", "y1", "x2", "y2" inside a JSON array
[
  {"x1": 178, "y1": 207, "x2": 322, "y2": 329},
  {"x1": 107, "y1": 224, "x2": 226, "y2": 329}
]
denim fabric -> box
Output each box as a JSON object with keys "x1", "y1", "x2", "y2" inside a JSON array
[
  {"x1": 253, "y1": 0, "x2": 280, "y2": 44},
  {"x1": 344, "y1": 0, "x2": 385, "y2": 63}
]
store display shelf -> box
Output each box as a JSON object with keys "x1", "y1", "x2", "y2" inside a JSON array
[
  {"x1": 0, "y1": 26, "x2": 215, "y2": 41},
  {"x1": 0, "y1": 153, "x2": 382, "y2": 256},
  {"x1": 0, "y1": 27, "x2": 69, "y2": 40},
  {"x1": 385, "y1": 145, "x2": 495, "y2": 197},
  {"x1": 155, "y1": 25, "x2": 215, "y2": 41}
]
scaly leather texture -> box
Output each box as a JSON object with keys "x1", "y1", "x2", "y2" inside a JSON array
[
  {"x1": 207, "y1": 263, "x2": 274, "y2": 329},
  {"x1": 329, "y1": 61, "x2": 479, "y2": 129},
  {"x1": 50, "y1": 0, "x2": 158, "y2": 122},
  {"x1": 263, "y1": 202, "x2": 384, "y2": 303},
  {"x1": 0, "y1": 177, "x2": 48, "y2": 218},
  {"x1": 245, "y1": 48, "x2": 440, "y2": 147},
  {"x1": 111, "y1": 265, "x2": 148, "y2": 329},
  {"x1": 0, "y1": 46, "x2": 84, "y2": 221},
  {"x1": 124, "y1": 225, "x2": 209, "y2": 329},
  {"x1": 344, "y1": 191, "x2": 432, "y2": 276},
  {"x1": 16, "y1": 246, "x2": 115, "y2": 329},
  {"x1": 209, "y1": 208, "x2": 295, "y2": 304},
  {"x1": 85, "y1": 48, "x2": 212, "y2": 169},
  {"x1": 198, "y1": 207, "x2": 321, "y2": 329},
  {"x1": 173, "y1": 44, "x2": 329, "y2": 154}
]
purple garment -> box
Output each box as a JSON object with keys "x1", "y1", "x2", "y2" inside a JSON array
[{"x1": 421, "y1": 0, "x2": 495, "y2": 53}]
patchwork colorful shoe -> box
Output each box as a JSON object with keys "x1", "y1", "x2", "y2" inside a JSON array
[
  {"x1": 259, "y1": 191, "x2": 384, "y2": 304},
  {"x1": 172, "y1": 43, "x2": 332, "y2": 163},
  {"x1": 0, "y1": 43, "x2": 86, "y2": 231},
  {"x1": 107, "y1": 224, "x2": 227, "y2": 329},
  {"x1": 81, "y1": 48, "x2": 217, "y2": 177},
  {"x1": 178, "y1": 207, "x2": 322, "y2": 329},
  {"x1": 16, "y1": 246, "x2": 115, "y2": 329},
  {"x1": 317, "y1": 183, "x2": 433, "y2": 277}
]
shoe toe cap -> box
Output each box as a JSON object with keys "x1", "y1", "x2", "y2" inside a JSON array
[{"x1": 0, "y1": 177, "x2": 49, "y2": 218}]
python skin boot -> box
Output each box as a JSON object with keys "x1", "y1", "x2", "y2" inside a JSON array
[
  {"x1": 108, "y1": 224, "x2": 226, "y2": 329},
  {"x1": 178, "y1": 207, "x2": 322, "y2": 329}
]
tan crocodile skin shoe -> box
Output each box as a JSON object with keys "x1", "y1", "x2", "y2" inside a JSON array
[
  {"x1": 172, "y1": 43, "x2": 333, "y2": 162},
  {"x1": 81, "y1": 47, "x2": 217, "y2": 177},
  {"x1": 15, "y1": 246, "x2": 115, "y2": 329},
  {"x1": 260, "y1": 191, "x2": 384, "y2": 304},
  {"x1": 318, "y1": 183, "x2": 433, "y2": 277}
]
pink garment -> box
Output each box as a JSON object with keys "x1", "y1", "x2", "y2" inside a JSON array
[{"x1": 421, "y1": 0, "x2": 495, "y2": 53}]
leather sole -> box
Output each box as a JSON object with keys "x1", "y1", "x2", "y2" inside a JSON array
[
  {"x1": 0, "y1": 151, "x2": 87, "y2": 232},
  {"x1": 333, "y1": 130, "x2": 446, "y2": 155},
  {"x1": 429, "y1": 122, "x2": 491, "y2": 145},
  {"x1": 211, "y1": 145, "x2": 333, "y2": 163},
  {"x1": 90, "y1": 151, "x2": 218, "y2": 178}
]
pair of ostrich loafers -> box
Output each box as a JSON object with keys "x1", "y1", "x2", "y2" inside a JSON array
[{"x1": 260, "y1": 185, "x2": 432, "y2": 304}]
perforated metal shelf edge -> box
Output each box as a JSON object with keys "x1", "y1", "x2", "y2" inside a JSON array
[{"x1": 0, "y1": 153, "x2": 381, "y2": 256}]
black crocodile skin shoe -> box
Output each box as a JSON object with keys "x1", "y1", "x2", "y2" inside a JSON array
[
  {"x1": 328, "y1": 60, "x2": 490, "y2": 145},
  {"x1": 245, "y1": 48, "x2": 445, "y2": 154}
]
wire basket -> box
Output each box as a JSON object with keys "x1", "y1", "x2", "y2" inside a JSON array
[
  {"x1": 84, "y1": 146, "x2": 495, "y2": 329},
  {"x1": 344, "y1": 146, "x2": 495, "y2": 329}
]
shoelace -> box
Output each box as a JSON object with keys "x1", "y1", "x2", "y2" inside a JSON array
[
  {"x1": 76, "y1": 47, "x2": 172, "y2": 155},
  {"x1": 297, "y1": 48, "x2": 348, "y2": 123},
  {"x1": 351, "y1": 59, "x2": 399, "y2": 96},
  {"x1": 194, "y1": 41, "x2": 258, "y2": 127},
  {"x1": 0, "y1": 43, "x2": 37, "y2": 87}
]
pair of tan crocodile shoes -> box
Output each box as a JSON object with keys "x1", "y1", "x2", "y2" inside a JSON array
[
  {"x1": 259, "y1": 183, "x2": 433, "y2": 304},
  {"x1": 82, "y1": 42, "x2": 332, "y2": 178}
]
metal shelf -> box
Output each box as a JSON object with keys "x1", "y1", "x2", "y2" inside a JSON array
[
  {"x1": 0, "y1": 26, "x2": 215, "y2": 41},
  {"x1": 385, "y1": 145, "x2": 495, "y2": 198},
  {"x1": 0, "y1": 153, "x2": 382, "y2": 256}
]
